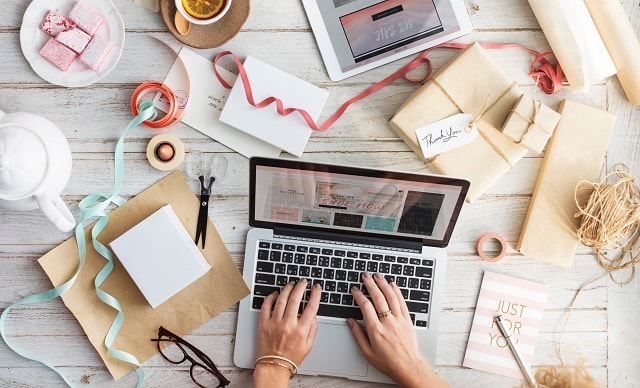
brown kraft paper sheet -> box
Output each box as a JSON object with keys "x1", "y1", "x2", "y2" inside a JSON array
[
  {"x1": 38, "y1": 170, "x2": 250, "y2": 380},
  {"x1": 516, "y1": 100, "x2": 616, "y2": 267}
]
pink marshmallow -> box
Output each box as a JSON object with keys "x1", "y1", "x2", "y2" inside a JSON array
[
  {"x1": 78, "y1": 35, "x2": 113, "y2": 72},
  {"x1": 67, "y1": 1, "x2": 104, "y2": 35},
  {"x1": 56, "y1": 27, "x2": 91, "y2": 53},
  {"x1": 40, "y1": 9, "x2": 76, "y2": 36},
  {"x1": 39, "y1": 37, "x2": 77, "y2": 71}
]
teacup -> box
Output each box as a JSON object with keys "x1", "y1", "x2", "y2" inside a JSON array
[{"x1": 175, "y1": 0, "x2": 232, "y2": 25}]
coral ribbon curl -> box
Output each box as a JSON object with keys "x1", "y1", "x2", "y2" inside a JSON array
[
  {"x1": 213, "y1": 50, "x2": 434, "y2": 132},
  {"x1": 213, "y1": 43, "x2": 564, "y2": 133}
]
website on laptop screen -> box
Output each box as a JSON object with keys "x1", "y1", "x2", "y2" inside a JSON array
[
  {"x1": 253, "y1": 164, "x2": 466, "y2": 243},
  {"x1": 316, "y1": 0, "x2": 463, "y2": 73}
]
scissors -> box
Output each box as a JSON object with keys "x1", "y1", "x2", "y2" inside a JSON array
[{"x1": 186, "y1": 151, "x2": 228, "y2": 249}]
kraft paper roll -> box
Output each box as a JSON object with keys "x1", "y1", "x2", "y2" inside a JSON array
[
  {"x1": 528, "y1": 0, "x2": 617, "y2": 92},
  {"x1": 584, "y1": 0, "x2": 640, "y2": 106}
]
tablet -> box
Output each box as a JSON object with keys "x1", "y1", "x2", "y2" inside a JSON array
[{"x1": 302, "y1": 0, "x2": 473, "y2": 81}]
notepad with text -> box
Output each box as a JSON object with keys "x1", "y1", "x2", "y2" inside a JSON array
[{"x1": 462, "y1": 271, "x2": 549, "y2": 380}]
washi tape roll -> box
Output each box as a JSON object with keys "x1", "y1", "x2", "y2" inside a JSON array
[
  {"x1": 476, "y1": 232, "x2": 507, "y2": 262},
  {"x1": 146, "y1": 134, "x2": 185, "y2": 171}
]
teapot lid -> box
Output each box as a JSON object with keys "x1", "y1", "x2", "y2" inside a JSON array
[{"x1": 0, "y1": 123, "x2": 48, "y2": 198}]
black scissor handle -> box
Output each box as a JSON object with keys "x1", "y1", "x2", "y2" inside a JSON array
[{"x1": 198, "y1": 176, "x2": 215, "y2": 195}]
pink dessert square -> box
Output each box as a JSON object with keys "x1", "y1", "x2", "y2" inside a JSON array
[
  {"x1": 39, "y1": 37, "x2": 77, "y2": 71},
  {"x1": 79, "y1": 35, "x2": 113, "y2": 71},
  {"x1": 40, "y1": 9, "x2": 76, "y2": 36},
  {"x1": 67, "y1": 1, "x2": 104, "y2": 35},
  {"x1": 55, "y1": 27, "x2": 91, "y2": 53}
]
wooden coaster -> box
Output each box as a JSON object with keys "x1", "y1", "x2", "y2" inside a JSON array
[{"x1": 160, "y1": 0, "x2": 250, "y2": 49}]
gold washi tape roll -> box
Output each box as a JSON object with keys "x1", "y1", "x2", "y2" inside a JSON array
[
  {"x1": 146, "y1": 134, "x2": 185, "y2": 171},
  {"x1": 476, "y1": 232, "x2": 507, "y2": 262}
]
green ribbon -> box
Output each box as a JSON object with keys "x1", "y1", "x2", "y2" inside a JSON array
[{"x1": 0, "y1": 101, "x2": 158, "y2": 387}]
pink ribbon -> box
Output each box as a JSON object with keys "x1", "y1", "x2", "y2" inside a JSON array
[{"x1": 213, "y1": 42, "x2": 564, "y2": 133}]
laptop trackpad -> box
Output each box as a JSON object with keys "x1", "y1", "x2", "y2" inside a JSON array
[{"x1": 302, "y1": 323, "x2": 368, "y2": 376}]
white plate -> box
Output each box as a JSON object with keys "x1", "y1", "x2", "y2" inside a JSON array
[{"x1": 20, "y1": 0, "x2": 125, "y2": 87}]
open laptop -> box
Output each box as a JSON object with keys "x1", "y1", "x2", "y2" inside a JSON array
[
  {"x1": 234, "y1": 157, "x2": 469, "y2": 383},
  {"x1": 301, "y1": 0, "x2": 473, "y2": 80}
]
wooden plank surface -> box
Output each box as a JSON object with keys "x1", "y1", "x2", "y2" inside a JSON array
[{"x1": 1, "y1": 0, "x2": 638, "y2": 386}]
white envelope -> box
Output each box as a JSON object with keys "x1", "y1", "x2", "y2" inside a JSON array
[
  {"x1": 219, "y1": 56, "x2": 329, "y2": 157},
  {"x1": 161, "y1": 47, "x2": 282, "y2": 158}
]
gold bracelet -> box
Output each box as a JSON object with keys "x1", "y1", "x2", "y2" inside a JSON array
[
  {"x1": 254, "y1": 355, "x2": 299, "y2": 378},
  {"x1": 254, "y1": 360, "x2": 295, "y2": 379}
]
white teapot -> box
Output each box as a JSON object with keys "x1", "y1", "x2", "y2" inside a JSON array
[{"x1": 0, "y1": 109, "x2": 76, "y2": 232}]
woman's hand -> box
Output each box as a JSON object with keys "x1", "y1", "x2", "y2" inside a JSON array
[
  {"x1": 254, "y1": 279, "x2": 321, "y2": 387},
  {"x1": 348, "y1": 272, "x2": 448, "y2": 388}
]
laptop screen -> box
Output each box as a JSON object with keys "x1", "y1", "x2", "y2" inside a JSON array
[{"x1": 250, "y1": 158, "x2": 469, "y2": 247}]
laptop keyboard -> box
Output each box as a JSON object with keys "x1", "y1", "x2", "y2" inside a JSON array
[{"x1": 251, "y1": 239, "x2": 434, "y2": 327}]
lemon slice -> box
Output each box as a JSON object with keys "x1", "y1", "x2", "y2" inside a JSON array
[{"x1": 181, "y1": 0, "x2": 225, "y2": 20}]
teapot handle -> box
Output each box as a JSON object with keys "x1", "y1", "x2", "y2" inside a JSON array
[{"x1": 36, "y1": 194, "x2": 76, "y2": 232}]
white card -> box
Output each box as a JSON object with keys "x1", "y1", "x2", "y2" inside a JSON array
[
  {"x1": 415, "y1": 113, "x2": 478, "y2": 158},
  {"x1": 219, "y1": 56, "x2": 329, "y2": 157},
  {"x1": 160, "y1": 47, "x2": 282, "y2": 158},
  {"x1": 109, "y1": 204, "x2": 211, "y2": 308}
]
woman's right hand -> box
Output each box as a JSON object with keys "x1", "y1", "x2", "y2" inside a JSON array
[{"x1": 347, "y1": 272, "x2": 448, "y2": 388}]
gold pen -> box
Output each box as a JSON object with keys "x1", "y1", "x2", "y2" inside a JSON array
[{"x1": 494, "y1": 315, "x2": 536, "y2": 387}]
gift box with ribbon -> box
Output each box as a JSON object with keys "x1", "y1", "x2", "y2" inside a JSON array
[
  {"x1": 500, "y1": 94, "x2": 561, "y2": 154},
  {"x1": 389, "y1": 42, "x2": 527, "y2": 202}
]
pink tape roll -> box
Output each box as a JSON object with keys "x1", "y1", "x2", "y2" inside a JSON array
[{"x1": 476, "y1": 233, "x2": 507, "y2": 262}]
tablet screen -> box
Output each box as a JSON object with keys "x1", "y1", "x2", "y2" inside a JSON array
[
  {"x1": 341, "y1": 0, "x2": 443, "y2": 62},
  {"x1": 304, "y1": 0, "x2": 472, "y2": 80}
]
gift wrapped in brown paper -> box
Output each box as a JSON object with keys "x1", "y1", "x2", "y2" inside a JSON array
[
  {"x1": 517, "y1": 100, "x2": 616, "y2": 268},
  {"x1": 389, "y1": 42, "x2": 528, "y2": 202},
  {"x1": 500, "y1": 94, "x2": 561, "y2": 154}
]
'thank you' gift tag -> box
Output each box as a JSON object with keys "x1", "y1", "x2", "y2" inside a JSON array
[{"x1": 415, "y1": 113, "x2": 478, "y2": 158}]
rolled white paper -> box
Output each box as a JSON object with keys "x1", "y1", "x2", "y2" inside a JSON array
[{"x1": 528, "y1": 0, "x2": 617, "y2": 92}]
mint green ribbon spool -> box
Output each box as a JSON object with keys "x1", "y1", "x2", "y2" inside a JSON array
[{"x1": 0, "y1": 101, "x2": 158, "y2": 387}]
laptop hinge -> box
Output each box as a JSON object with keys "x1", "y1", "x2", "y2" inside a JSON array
[{"x1": 273, "y1": 226, "x2": 423, "y2": 253}]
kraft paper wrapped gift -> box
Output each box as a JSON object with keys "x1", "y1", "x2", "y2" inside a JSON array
[
  {"x1": 517, "y1": 100, "x2": 616, "y2": 268},
  {"x1": 500, "y1": 94, "x2": 561, "y2": 154},
  {"x1": 389, "y1": 42, "x2": 528, "y2": 202}
]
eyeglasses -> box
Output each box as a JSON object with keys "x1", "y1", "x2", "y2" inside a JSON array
[{"x1": 151, "y1": 326, "x2": 230, "y2": 387}]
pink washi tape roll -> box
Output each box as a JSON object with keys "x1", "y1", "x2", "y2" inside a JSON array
[{"x1": 476, "y1": 233, "x2": 507, "y2": 262}]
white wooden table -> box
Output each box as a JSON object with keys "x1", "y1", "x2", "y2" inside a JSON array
[{"x1": 1, "y1": 0, "x2": 639, "y2": 386}]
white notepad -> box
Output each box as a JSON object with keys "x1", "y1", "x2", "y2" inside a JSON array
[
  {"x1": 109, "y1": 204, "x2": 211, "y2": 308},
  {"x1": 219, "y1": 55, "x2": 329, "y2": 157}
]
